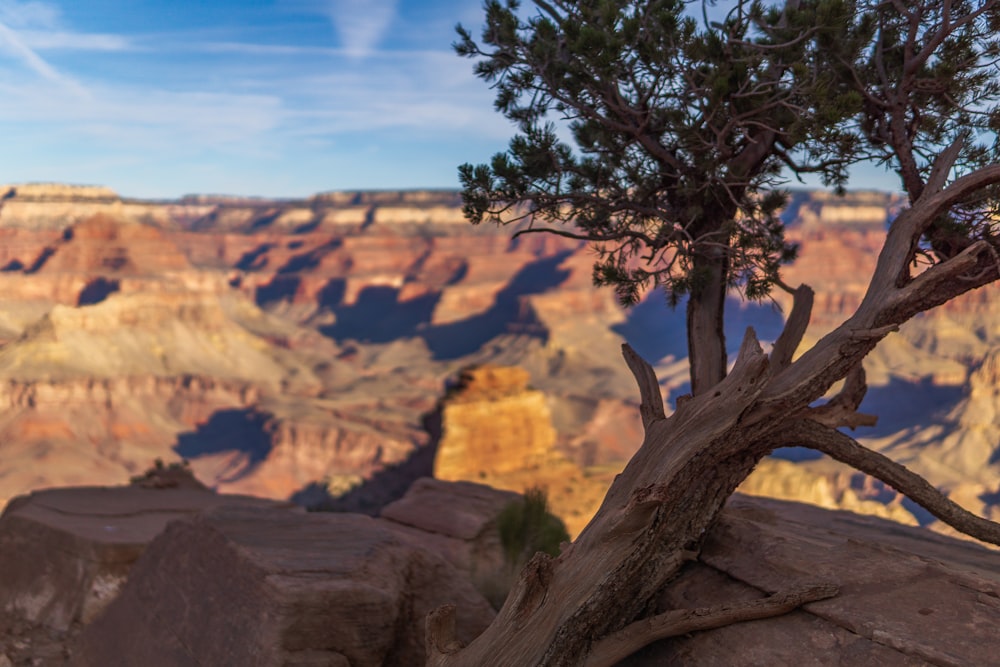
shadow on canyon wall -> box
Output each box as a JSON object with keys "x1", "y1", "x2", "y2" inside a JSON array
[
  {"x1": 291, "y1": 409, "x2": 443, "y2": 515},
  {"x1": 174, "y1": 408, "x2": 273, "y2": 483},
  {"x1": 295, "y1": 251, "x2": 576, "y2": 360},
  {"x1": 857, "y1": 377, "x2": 965, "y2": 439},
  {"x1": 613, "y1": 294, "x2": 787, "y2": 365},
  {"x1": 419, "y1": 250, "x2": 573, "y2": 359}
]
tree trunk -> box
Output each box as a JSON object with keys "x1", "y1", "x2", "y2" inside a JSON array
[
  {"x1": 428, "y1": 334, "x2": 781, "y2": 666},
  {"x1": 686, "y1": 248, "x2": 728, "y2": 395},
  {"x1": 427, "y1": 160, "x2": 1000, "y2": 666}
]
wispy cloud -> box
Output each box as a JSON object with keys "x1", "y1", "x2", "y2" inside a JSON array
[
  {"x1": 324, "y1": 0, "x2": 398, "y2": 59},
  {"x1": 0, "y1": 19, "x2": 88, "y2": 96},
  {"x1": 0, "y1": 0, "x2": 128, "y2": 97},
  {"x1": 17, "y1": 29, "x2": 131, "y2": 51},
  {"x1": 0, "y1": 0, "x2": 58, "y2": 29}
]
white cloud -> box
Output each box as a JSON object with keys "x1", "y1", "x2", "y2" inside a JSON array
[
  {"x1": 0, "y1": 73, "x2": 283, "y2": 153},
  {"x1": 17, "y1": 29, "x2": 131, "y2": 51},
  {"x1": 0, "y1": 0, "x2": 59, "y2": 29},
  {"x1": 0, "y1": 20, "x2": 87, "y2": 95},
  {"x1": 324, "y1": 0, "x2": 397, "y2": 59},
  {"x1": 0, "y1": 0, "x2": 130, "y2": 97}
]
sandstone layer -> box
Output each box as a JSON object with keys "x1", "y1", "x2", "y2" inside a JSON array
[{"x1": 0, "y1": 184, "x2": 996, "y2": 539}]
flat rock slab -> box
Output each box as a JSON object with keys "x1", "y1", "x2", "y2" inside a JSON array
[
  {"x1": 73, "y1": 505, "x2": 495, "y2": 667},
  {"x1": 378, "y1": 477, "x2": 517, "y2": 574},
  {"x1": 626, "y1": 494, "x2": 1000, "y2": 666},
  {"x1": 380, "y1": 478, "x2": 518, "y2": 541},
  {"x1": 0, "y1": 485, "x2": 290, "y2": 632}
]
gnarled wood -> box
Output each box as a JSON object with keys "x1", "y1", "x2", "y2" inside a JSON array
[
  {"x1": 583, "y1": 583, "x2": 839, "y2": 667},
  {"x1": 786, "y1": 420, "x2": 1000, "y2": 546},
  {"x1": 622, "y1": 343, "x2": 666, "y2": 429}
]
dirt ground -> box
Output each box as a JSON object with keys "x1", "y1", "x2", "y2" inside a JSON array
[{"x1": 0, "y1": 613, "x2": 77, "y2": 667}]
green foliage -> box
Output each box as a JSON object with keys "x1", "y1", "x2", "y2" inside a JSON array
[
  {"x1": 834, "y1": 0, "x2": 1000, "y2": 256},
  {"x1": 456, "y1": 0, "x2": 863, "y2": 307},
  {"x1": 497, "y1": 487, "x2": 570, "y2": 567}
]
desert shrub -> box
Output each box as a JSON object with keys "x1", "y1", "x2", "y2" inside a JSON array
[
  {"x1": 477, "y1": 487, "x2": 569, "y2": 610},
  {"x1": 497, "y1": 487, "x2": 569, "y2": 568}
]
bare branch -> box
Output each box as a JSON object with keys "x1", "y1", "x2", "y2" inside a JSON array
[
  {"x1": 623, "y1": 343, "x2": 666, "y2": 429},
  {"x1": 511, "y1": 225, "x2": 658, "y2": 246},
  {"x1": 787, "y1": 420, "x2": 1000, "y2": 546},
  {"x1": 924, "y1": 135, "x2": 965, "y2": 195},
  {"x1": 802, "y1": 364, "x2": 878, "y2": 429},
  {"x1": 769, "y1": 284, "x2": 813, "y2": 375},
  {"x1": 584, "y1": 583, "x2": 839, "y2": 667}
]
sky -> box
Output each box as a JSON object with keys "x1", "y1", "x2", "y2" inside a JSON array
[{"x1": 0, "y1": 0, "x2": 900, "y2": 200}]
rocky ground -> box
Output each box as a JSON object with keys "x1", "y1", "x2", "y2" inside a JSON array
[{"x1": 1, "y1": 477, "x2": 998, "y2": 666}]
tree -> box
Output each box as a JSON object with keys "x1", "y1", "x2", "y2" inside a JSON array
[
  {"x1": 455, "y1": 0, "x2": 861, "y2": 395},
  {"x1": 427, "y1": 1, "x2": 1000, "y2": 666}
]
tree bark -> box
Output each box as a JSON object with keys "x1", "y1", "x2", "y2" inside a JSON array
[{"x1": 686, "y1": 248, "x2": 728, "y2": 395}]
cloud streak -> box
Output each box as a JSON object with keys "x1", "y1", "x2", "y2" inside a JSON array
[
  {"x1": 325, "y1": 0, "x2": 398, "y2": 58},
  {"x1": 0, "y1": 19, "x2": 88, "y2": 96}
]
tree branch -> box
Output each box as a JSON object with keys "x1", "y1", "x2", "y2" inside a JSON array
[
  {"x1": 788, "y1": 420, "x2": 1000, "y2": 546},
  {"x1": 924, "y1": 134, "x2": 965, "y2": 195},
  {"x1": 769, "y1": 284, "x2": 813, "y2": 375},
  {"x1": 802, "y1": 363, "x2": 878, "y2": 429},
  {"x1": 583, "y1": 583, "x2": 839, "y2": 667},
  {"x1": 623, "y1": 343, "x2": 666, "y2": 430}
]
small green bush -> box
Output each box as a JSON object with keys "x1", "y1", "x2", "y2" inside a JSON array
[
  {"x1": 497, "y1": 487, "x2": 569, "y2": 568},
  {"x1": 476, "y1": 487, "x2": 570, "y2": 610}
]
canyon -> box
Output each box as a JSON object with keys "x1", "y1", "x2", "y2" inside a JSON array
[{"x1": 0, "y1": 182, "x2": 997, "y2": 540}]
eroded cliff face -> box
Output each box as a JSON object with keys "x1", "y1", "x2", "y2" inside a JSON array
[
  {"x1": 432, "y1": 365, "x2": 608, "y2": 536},
  {"x1": 0, "y1": 183, "x2": 996, "y2": 538}
]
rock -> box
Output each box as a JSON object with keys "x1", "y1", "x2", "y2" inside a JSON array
[
  {"x1": 378, "y1": 477, "x2": 518, "y2": 576},
  {"x1": 0, "y1": 485, "x2": 289, "y2": 633},
  {"x1": 72, "y1": 506, "x2": 495, "y2": 667},
  {"x1": 430, "y1": 365, "x2": 609, "y2": 537},
  {"x1": 433, "y1": 365, "x2": 556, "y2": 478},
  {"x1": 625, "y1": 494, "x2": 1000, "y2": 666}
]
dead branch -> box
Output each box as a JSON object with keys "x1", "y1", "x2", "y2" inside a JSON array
[
  {"x1": 803, "y1": 364, "x2": 878, "y2": 429},
  {"x1": 622, "y1": 343, "x2": 666, "y2": 429},
  {"x1": 583, "y1": 583, "x2": 839, "y2": 667},
  {"x1": 769, "y1": 284, "x2": 814, "y2": 375},
  {"x1": 925, "y1": 135, "x2": 966, "y2": 195},
  {"x1": 787, "y1": 420, "x2": 1000, "y2": 546}
]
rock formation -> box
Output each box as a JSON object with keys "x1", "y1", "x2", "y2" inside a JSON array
[
  {"x1": 0, "y1": 183, "x2": 996, "y2": 538},
  {"x1": 0, "y1": 478, "x2": 510, "y2": 666},
  {"x1": 431, "y1": 364, "x2": 615, "y2": 536},
  {"x1": 1, "y1": 480, "x2": 997, "y2": 666},
  {"x1": 0, "y1": 481, "x2": 289, "y2": 652},
  {"x1": 72, "y1": 506, "x2": 495, "y2": 667}
]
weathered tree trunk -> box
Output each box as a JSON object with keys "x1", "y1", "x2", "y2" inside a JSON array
[
  {"x1": 427, "y1": 158, "x2": 1000, "y2": 666},
  {"x1": 686, "y1": 248, "x2": 729, "y2": 395}
]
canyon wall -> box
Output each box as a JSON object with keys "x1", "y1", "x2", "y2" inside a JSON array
[{"x1": 0, "y1": 182, "x2": 997, "y2": 537}]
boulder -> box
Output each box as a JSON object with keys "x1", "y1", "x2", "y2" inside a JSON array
[
  {"x1": 72, "y1": 505, "x2": 495, "y2": 667},
  {"x1": 378, "y1": 478, "x2": 518, "y2": 582},
  {"x1": 0, "y1": 485, "x2": 288, "y2": 634},
  {"x1": 625, "y1": 494, "x2": 1000, "y2": 666}
]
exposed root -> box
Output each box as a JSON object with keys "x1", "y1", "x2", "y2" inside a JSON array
[{"x1": 583, "y1": 583, "x2": 839, "y2": 667}]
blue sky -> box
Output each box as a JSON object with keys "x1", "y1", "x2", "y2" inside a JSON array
[{"x1": 0, "y1": 0, "x2": 899, "y2": 199}]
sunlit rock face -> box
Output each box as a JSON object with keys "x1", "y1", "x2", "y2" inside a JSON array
[{"x1": 434, "y1": 365, "x2": 556, "y2": 480}]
